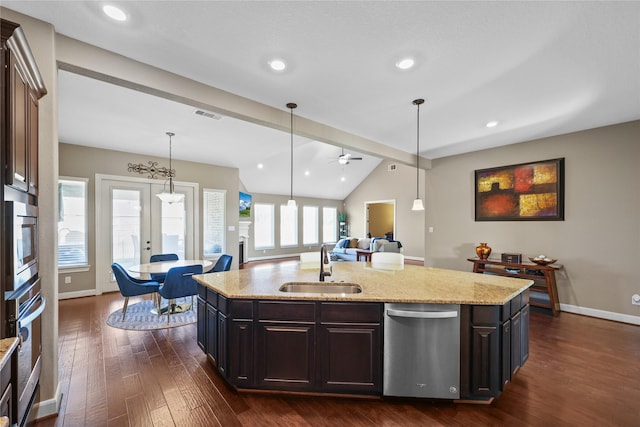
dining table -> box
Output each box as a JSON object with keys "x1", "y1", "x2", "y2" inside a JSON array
[
  {"x1": 127, "y1": 259, "x2": 214, "y2": 275},
  {"x1": 127, "y1": 259, "x2": 214, "y2": 314}
]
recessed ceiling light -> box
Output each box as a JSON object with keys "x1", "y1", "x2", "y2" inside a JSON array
[
  {"x1": 486, "y1": 121, "x2": 499, "y2": 128},
  {"x1": 257, "y1": 163, "x2": 264, "y2": 169},
  {"x1": 268, "y1": 59, "x2": 286, "y2": 71},
  {"x1": 304, "y1": 170, "x2": 310, "y2": 176},
  {"x1": 103, "y1": 5, "x2": 127, "y2": 21},
  {"x1": 395, "y1": 58, "x2": 415, "y2": 70},
  {"x1": 340, "y1": 176, "x2": 346, "y2": 182}
]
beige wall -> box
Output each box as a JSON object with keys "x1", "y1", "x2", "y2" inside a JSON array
[
  {"x1": 59, "y1": 143, "x2": 240, "y2": 294},
  {"x1": 246, "y1": 193, "x2": 343, "y2": 260},
  {"x1": 2, "y1": 6, "x2": 60, "y2": 416},
  {"x1": 345, "y1": 162, "x2": 426, "y2": 259},
  {"x1": 425, "y1": 120, "x2": 640, "y2": 317}
]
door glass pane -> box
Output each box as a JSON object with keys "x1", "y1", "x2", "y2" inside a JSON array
[
  {"x1": 112, "y1": 189, "x2": 142, "y2": 267},
  {"x1": 161, "y1": 200, "x2": 186, "y2": 259}
]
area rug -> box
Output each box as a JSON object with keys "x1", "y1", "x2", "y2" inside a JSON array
[{"x1": 106, "y1": 298, "x2": 196, "y2": 330}]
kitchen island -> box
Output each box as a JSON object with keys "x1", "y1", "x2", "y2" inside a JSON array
[{"x1": 193, "y1": 260, "x2": 532, "y2": 402}]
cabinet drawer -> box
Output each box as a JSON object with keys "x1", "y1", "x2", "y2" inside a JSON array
[
  {"x1": 229, "y1": 300, "x2": 253, "y2": 320},
  {"x1": 258, "y1": 301, "x2": 315, "y2": 322},
  {"x1": 320, "y1": 302, "x2": 382, "y2": 324},
  {"x1": 197, "y1": 284, "x2": 208, "y2": 300}
]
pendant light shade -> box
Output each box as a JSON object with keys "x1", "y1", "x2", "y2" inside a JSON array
[
  {"x1": 156, "y1": 132, "x2": 185, "y2": 204},
  {"x1": 287, "y1": 103, "x2": 297, "y2": 208},
  {"x1": 411, "y1": 99, "x2": 425, "y2": 211}
]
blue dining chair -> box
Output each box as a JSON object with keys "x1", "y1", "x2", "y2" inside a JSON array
[
  {"x1": 149, "y1": 253, "x2": 179, "y2": 283},
  {"x1": 111, "y1": 263, "x2": 160, "y2": 321},
  {"x1": 158, "y1": 264, "x2": 203, "y2": 322},
  {"x1": 206, "y1": 254, "x2": 233, "y2": 273}
]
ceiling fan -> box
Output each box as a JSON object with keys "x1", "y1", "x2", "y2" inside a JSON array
[{"x1": 334, "y1": 148, "x2": 363, "y2": 165}]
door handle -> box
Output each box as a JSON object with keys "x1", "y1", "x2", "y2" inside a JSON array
[{"x1": 386, "y1": 308, "x2": 458, "y2": 319}]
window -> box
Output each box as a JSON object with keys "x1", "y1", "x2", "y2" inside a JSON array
[
  {"x1": 280, "y1": 204, "x2": 298, "y2": 247},
  {"x1": 203, "y1": 189, "x2": 226, "y2": 257},
  {"x1": 254, "y1": 203, "x2": 275, "y2": 249},
  {"x1": 303, "y1": 206, "x2": 319, "y2": 245},
  {"x1": 322, "y1": 207, "x2": 337, "y2": 243},
  {"x1": 58, "y1": 178, "x2": 88, "y2": 267}
]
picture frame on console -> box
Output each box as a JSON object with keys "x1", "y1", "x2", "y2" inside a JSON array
[{"x1": 475, "y1": 158, "x2": 564, "y2": 221}]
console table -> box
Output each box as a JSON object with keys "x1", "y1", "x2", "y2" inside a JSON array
[{"x1": 467, "y1": 258, "x2": 561, "y2": 316}]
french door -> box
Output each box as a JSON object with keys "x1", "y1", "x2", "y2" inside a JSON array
[{"x1": 96, "y1": 174, "x2": 198, "y2": 293}]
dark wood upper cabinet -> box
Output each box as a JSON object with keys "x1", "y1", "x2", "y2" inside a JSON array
[{"x1": 2, "y1": 20, "x2": 47, "y2": 198}]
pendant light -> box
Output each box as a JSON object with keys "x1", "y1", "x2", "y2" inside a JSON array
[
  {"x1": 286, "y1": 103, "x2": 297, "y2": 208},
  {"x1": 411, "y1": 99, "x2": 425, "y2": 211},
  {"x1": 156, "y1": 132, "x2": 185, "y2": 204}
]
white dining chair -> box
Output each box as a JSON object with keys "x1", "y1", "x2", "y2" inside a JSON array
[
  {"x1": 371, "y1": 252, "x2": 404, "y2": 270},
  {"x1": 299, "y1": 252, "x2": 321, "y2": 268}
]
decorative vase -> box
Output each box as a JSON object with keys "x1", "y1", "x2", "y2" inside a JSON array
[{"x1": 475, "y1": 243, "x2": 492, "y2": 259}]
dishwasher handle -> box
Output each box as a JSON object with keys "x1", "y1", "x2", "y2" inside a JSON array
[{"x1": 386, "y1": 308, "x2": 458, "y2": 319}]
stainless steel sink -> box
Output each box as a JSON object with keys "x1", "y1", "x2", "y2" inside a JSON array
[{"x1": 279, "y1": 282, "x2": 362, "y2": 294}]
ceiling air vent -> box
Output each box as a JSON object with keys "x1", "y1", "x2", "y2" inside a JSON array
[
  {"x1": 388, "y1": 163, "x2": 398, "y2": 172},
  {"x1": 194, "y1": 109, "x2": 222, "y2": 120}
]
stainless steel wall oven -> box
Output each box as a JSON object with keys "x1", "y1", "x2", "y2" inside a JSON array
[
  {"x1": 4, "y1": 201, "x2": 44, "y2": 426},
  {"x1": 4, "y1": 201, "x2": 38, "y2": 297}
]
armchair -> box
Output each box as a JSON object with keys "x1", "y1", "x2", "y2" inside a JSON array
[
  {"x1": 111, "y1": 263, "x2": 160, "y2": 320},
  {"x1": 206, "y1": 254, "x2": 233, "y2": 273},
  {"x1": 149, "y1": 253, "x2": 179, "y2": 283},
  {"x1": 158, "y1": 264, "x2": 203, "y2": 322}
]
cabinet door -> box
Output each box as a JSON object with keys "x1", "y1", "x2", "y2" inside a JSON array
[
  {"x1": 8, "y1": 51, "x2": 28, "y2": 192},
  {"x1": 520, "y1": 304, "x2": 530, "y2": 366},
  {"x1": 510, "y1": 311, "x2": 522, "y2": 376},
  {"x1": 469, "y1": 325, "x2": 500, "y2": 398},
  {"x1": 207, "y1": 304, "x2": 218, "y2": 363},
  {"x1": 501, "y1": 319, "x2": 511, "y2": 388},
  {"x1": 27, "y1": 91, "x2": 38, "y2": 195},
  {"x1": 319, "y1": 324, "x2": 381, "y2": 394},
  {"x1": 228, "y1": 319, "x2": 253, "y2": 387},
  {"x1": 256, "y1": 322, "x2": 315, "y2": 390},
  {"x1": 196, "y1": 297, "x2": 206, "y2": 351},
  {"x1": 217, "y1": 312, "x2": 227, "y2": 377}
]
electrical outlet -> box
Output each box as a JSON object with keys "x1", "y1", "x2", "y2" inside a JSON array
[
  {"x1": 65, "y1": 276, "x2": 71, "y2": 284},
  {"x1": 632, "y1": 294, "x2": 640, "y2": 306}
]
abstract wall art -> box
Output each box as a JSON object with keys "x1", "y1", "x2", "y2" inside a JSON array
[{"x1": 475, "y1": 158, "x2": 564, "y2": 221}]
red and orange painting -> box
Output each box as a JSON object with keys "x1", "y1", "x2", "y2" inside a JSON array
[{"x1": 475, "y1": 158, "x2": 564, "y2": 221}]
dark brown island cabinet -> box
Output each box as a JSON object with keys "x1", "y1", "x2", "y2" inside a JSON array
[{"x1": 197, "y1": 284, "x2": 529, "y2": 402}]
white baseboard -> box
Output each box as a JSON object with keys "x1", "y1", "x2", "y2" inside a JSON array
[
  {"x1": 34, "y1": 383, "x2": 62, "y2": 420},
  {"x1": 58, "y1": 289, "x2": 97, "y2": 300},
  {"x1": 560, "y1": 303, "x2": 640, "y2": 325},
  {"x1": 404, "y1": 255, "x2": 425, "y2": 262}
]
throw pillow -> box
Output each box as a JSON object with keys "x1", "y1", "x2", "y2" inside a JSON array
[
  {"x1": 336, "y1": 238, "x2": 348, "y2": 249},
  {"x1": 357, "y1": 238, "x2": 371, "y2": 249},
  {"x1": 348, "y1": 238, "x2": 359, "y2": 248}
]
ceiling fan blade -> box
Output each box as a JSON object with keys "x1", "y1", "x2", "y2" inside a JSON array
[{"x1": 350, "y1": 157, "x2": 363, "y2": 160}]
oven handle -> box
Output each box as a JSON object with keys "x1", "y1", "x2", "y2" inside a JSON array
[{"x1": 18, "y1": 296, "x2": 46, "y2": 329}]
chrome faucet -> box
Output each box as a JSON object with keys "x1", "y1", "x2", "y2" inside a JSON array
[{"x1": 319, "y1": 244, "x2": 332, "y2": 281}]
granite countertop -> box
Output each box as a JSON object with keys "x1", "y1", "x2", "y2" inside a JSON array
[
  {"x1": 0, "y1": 338, "x2": 19, "y2": 371},
  {"x1": 194, "y1": 260, "x2": 533, "y2": 305}
]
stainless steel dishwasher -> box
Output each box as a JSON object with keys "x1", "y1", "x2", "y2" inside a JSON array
[{"x1": 383, "y1": 303, "x2": 460, "y2": 399}]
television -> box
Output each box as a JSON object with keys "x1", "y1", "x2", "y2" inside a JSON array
[{"x1": 239, "y1": 192, "x2": 252, "y2": 217}]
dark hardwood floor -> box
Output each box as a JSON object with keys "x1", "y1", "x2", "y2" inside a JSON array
[{"x1": 37, "y1": 259, "x2": 640, "y2": 426}]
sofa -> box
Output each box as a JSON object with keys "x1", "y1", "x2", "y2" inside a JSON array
[{"x1": 331, "y1": 237, "x2": 402, "y2": 262}]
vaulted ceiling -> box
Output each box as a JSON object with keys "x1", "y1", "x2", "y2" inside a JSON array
[{"x1": 5, "y1": 1, "x2": 639, "y2": 200}]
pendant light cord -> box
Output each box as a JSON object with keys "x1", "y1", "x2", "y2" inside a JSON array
[
  {"x1": 166, "y1": 131, "x2": 175, "y2": 193},
  {"x1": 412, "y1": 99, "x2": 424, "y2": 200},
  {"x1": 287, "y1": 103, "x2": 297, "y2": 202}
]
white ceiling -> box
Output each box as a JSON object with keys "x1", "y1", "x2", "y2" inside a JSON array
[{"x1": 5, "y1": 1, "x2": 640, "y2": 200}]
